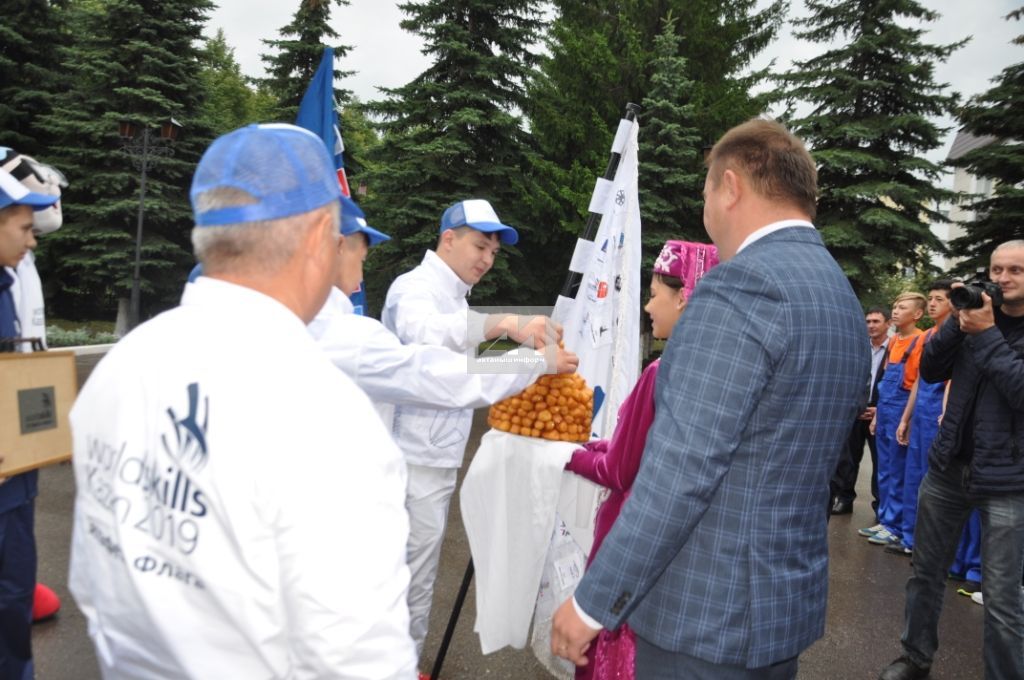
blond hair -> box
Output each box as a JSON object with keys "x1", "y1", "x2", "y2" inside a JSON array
[{"x1": 893, "y1": 291, "x2": 927, "y2": 312}]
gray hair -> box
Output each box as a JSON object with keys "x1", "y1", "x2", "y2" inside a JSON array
[
  {"x1": 994, "y1": 239, "x2": 1024, "y2": 254},
  {"x1": 191, "y1": 188, "x2": 339, "y2": 275}
]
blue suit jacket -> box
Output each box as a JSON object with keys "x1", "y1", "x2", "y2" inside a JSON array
[{"x1": 575, "y1": 226, "x2": 869, "y2": 667}]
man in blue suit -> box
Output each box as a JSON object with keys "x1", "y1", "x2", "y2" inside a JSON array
[{"x1": 551, "y1": 118, "x2": 869, "y2": 678}]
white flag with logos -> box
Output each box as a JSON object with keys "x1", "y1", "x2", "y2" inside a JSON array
[
  {"x1": 531, "y1": 117, "x2": 642, "y2": 672},
  {"x1": 557, "y1": 118, "x2": 642, "y2": 441}
]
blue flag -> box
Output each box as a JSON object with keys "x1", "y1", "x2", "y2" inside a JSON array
[{"x1": 296, "y1": 47, "x2": 350, "y2": 197}]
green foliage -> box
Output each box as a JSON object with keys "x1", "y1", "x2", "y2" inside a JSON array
[
  {"x1": 198, "y1": 29, "x2": 276, "y2": 134},
  {"x1": 638, "y1": 13, "x2": 705, "y2": 269},
  {"x1": 46, "y1": 325, "x2": 119, "y2": 347},
  {"x1": 781, "y1": 0, "x2": 964, "y2": 298},
  {"x1": 339, "y1": 99, "x2": 380, "y2": 180},
  {"x1": 525, "y1": 0, "x2": 785, "y2": 286},
  {"x1": 35, "y1": 0, "x2": 215, "y2": 321},
  {"x1": 947, "y1": 9, "x2": 1024, "y2": 272},
  {"x1": 259, "y1": 0, "x2": 352, "y2": 122},
  {"x1": 362, "y1": 0, "x2": 547, "y2": 309},
  {"x1": 0, "y1": 0, "x2": 70, "y2": 156}
]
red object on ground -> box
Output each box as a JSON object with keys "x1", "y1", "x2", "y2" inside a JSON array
[{"x1": 32, "y1": 583, "x2": 61, "y2": 623}]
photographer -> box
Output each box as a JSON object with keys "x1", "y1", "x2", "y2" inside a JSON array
[{"x1": 880, "y1": 240, "x2": 1024, "y2": 680}]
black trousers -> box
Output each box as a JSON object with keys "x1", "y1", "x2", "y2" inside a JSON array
[{"x1": 830, "y1": 418, "x2": 878, "y2": 519}]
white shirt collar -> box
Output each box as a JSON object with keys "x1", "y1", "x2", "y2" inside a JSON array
[
  {"x1": 736, "y1": 219, "x2": 815, "y2": 254},
  {"x1": 423, "y1": 249, "x2": 473, "y2": 298}
]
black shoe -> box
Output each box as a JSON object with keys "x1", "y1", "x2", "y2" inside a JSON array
[
  {"x1": 884, "y1": 540, "x2": 912, "y2": 556},
  {"x1": 879, "y1": 656, "x2": 930, "y2": 680},
  {"x1": 831, "y1": 498, "x2": 853, "y2": 515}
]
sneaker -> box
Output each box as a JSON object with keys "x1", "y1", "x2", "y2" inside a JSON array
[
  {"x1": 858, "y1": 523, "x2": 884, "y2": 537},
  {"x1": 884, "y1": 540, "x2": 913, "y2": 556},
  {"x1": 971, "y1": 591, "x2": 984, "y2": 606},
  {"x1": 868, "y1": 528, "x2": 900, "y2": 545},
  {"x1": 32, "y1": 583, "x2": 61, "y2": 623}
]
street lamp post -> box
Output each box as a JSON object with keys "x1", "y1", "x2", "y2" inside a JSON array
[{"x1": 118, "y1": 118, "x2": 181, "y2": 329}]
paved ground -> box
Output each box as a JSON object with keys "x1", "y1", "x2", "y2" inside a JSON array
[{"x1": 30, "y1": 353, "x2": 986, "y2": 679}]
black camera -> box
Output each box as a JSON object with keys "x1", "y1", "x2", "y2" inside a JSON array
[{"x1": 950, "y1": 269, "x2": 1003, "y2": 310}]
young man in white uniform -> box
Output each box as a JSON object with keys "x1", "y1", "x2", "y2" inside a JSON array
[
  {"x1": 68, "y1": 124, "x2": 417, "y2": 679},
  {"x1": 382, "y1": 199, "x2": 561, "y2": 661},
  {"x1": 309, "y1": 196, "x2": 577, "y2": 418}
]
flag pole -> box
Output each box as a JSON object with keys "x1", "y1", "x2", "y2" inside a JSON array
[{"x1": 558, "y1": 102, "x2": 641, "y2": 299}]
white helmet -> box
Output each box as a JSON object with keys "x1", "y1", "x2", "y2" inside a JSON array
[{"x1": 0, "y1": 147, "x2": 67, "y2": 234}]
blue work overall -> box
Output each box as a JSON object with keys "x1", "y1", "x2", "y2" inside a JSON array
[
  {"x1": 876, "y1": 335, "x2": 920, "y2": 539},
  {"x1": 901, "y1": 329, "x2": 945, "y2": 549}
]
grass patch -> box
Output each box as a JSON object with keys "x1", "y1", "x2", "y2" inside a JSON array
[{"x1": 46, "y1": 320, "x2": 118, "y2": 347}]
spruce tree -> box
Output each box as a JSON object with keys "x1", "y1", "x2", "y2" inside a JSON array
[
  {"x1": 362, "y1": 0, "x2": 546, "y2": 307},
  {"x1": 259, "y1": 0, "x2": 352, "y2": 122},
  {"x1": 639, "y1": 13, "x2": 704, "y2": 267},
  {"x1": 948, "y1": 9, "x2": 1024, "y2": 270},
  {"x1": 0, "y1": 0, "x2": 70, "y2": 156},
  {"x1": 36, "y1": 0, "x2": 214, "y2": 321},
  {"x1": 526, "y1": 0, "x2": 785, "y2": 239},
  {"x1": 781, "y1": 0, "x2": 964, "y2": 298}
]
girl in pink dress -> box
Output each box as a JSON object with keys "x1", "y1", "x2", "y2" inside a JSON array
[{"x1": 565, "y1": 240, "x2": 719, "y2": 680}]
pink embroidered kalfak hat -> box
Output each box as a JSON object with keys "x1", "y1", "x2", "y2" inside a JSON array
[{"x1": 653, "y1": 240, "x2": 720, "y2": 300}]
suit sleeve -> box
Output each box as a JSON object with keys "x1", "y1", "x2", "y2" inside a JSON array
[
  {"x1": 573, "y1": 262, "x2": 784, "y2": 629},
  {"x1": 566, "y1": 361, "x2": 659, "y2": 492}
]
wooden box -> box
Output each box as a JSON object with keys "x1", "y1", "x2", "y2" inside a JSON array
[{"x1": 0, "y1": 351, "x2": 78, "y2": 476}]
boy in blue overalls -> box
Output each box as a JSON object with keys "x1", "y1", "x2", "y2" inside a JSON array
[
  {"x1": 887, "y1": 280, "x2": 953, "y2": 555},
  {"x1": 861, "y1": 292, "x2": 925, "y2": 546}
]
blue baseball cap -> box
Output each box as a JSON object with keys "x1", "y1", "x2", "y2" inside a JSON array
[
  {"x1": 190, "y1": 123, "x2": 342, "y2": 227},
  {"x1": 0, "y1": 167, "x2": 59, "y2": 211},
  {"x1": 439, "y1": 199, "x2": 518, "y2": 245},
  {"x1": 339, "y1": 194, "x2": 390, "y2": 247}
]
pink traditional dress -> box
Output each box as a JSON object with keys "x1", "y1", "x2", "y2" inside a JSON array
[{"x1": 565, "y1": 358, "x2": 660, "y2": 680}]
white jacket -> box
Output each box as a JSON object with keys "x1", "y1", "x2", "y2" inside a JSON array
[
  {"x1": 69, "y1": 277, "x2": 416, "y2": 680},
  {"x1": 309, "y1": 287, "x2": 541, "y2": 424},
  {"x1": 6, "y1": 252, "x2": 46, "y2": 349},
  {"x1": 381, "y1": 251, "x2": 490, "y2": 468}
]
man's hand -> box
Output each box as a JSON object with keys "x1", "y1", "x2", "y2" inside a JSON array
[
  {"x1": 551, "y1": 598, "x2": 600, "y2": 666},
  {"x1": 549, "y1": 347, "x2": 579, "y2": 375},
  {"x1": 957, "y1": 292, "x2": 996, "y2": 335},
  {"x1": 896, "y1": 420, "x2": 910, "y2": 446},
  {"x1": 509, "y1": 315, "x2": 562, "y2": 349},
  {"x1": 858, "y1": 406, "x2": 876, "y2": 421}
]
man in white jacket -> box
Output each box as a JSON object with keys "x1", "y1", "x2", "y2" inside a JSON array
[
  {"x1": 69, "y1": 124, "x2": 417, "y2": 679},
  {"x1": 382, "y1": 199, "x2": 561, "y2": 663},
  {"x1": 309, "y1": 195, "x2": 577, "y2": 422}
]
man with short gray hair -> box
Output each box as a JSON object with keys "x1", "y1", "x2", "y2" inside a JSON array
[{"x1": 69, "y1": 124, "x2": 416, "y2": 679}]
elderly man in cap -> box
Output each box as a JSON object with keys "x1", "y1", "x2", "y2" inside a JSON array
[
  {"x1": 68, "y1": 124, "x2": 416, "y2": 679},
  {"x1": 0, "y1": 165, "x2": 60, "y2": 680},
  {"x1": 381, "y1": 199, "x2": 561, "y2": 667},
  {"x1": 309, "y1": 195, "x2": 577, "y2": 421}
]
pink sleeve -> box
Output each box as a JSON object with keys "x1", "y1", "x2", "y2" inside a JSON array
[{"x1": 565, "y1": 361, "x2": 660, "y2": 492}]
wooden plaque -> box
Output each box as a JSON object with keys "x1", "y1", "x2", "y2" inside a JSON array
[{"x1": 0, "y1": 351, "x2": 78, "y2": 476}]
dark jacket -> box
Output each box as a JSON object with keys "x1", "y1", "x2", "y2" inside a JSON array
[{"x1": 921, "y1": 311, "x2": 1024, "y2": 493}]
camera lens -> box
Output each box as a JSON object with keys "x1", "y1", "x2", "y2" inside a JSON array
[{"x1": 950, "y1": 285, "x2": 982, "y2": 310}]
